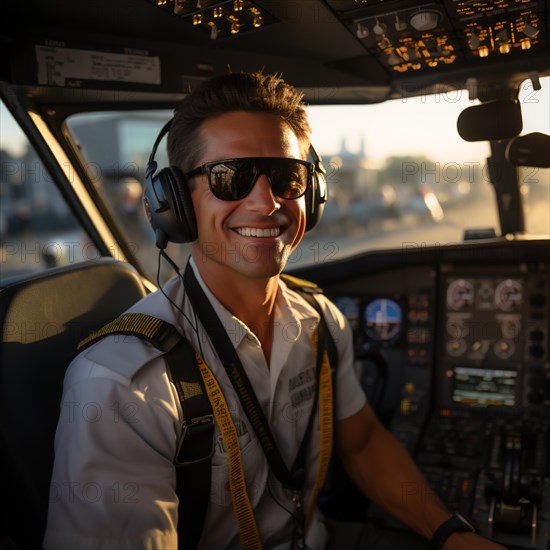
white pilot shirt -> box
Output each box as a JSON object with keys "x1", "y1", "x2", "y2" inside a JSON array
[{"x1": 44, "y1": 258, "x2": 366, "y2": 550}]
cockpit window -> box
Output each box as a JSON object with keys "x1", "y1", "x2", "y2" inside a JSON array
[
  {"x1": 66, "y1": 112, "x2": 183, "y2": 284},
  {"x1": 65, "y1": 80, "x2": 548, "y2": 282},
  {"x1": 0, "y1": 101, "x2": 97, "y2": 282},
  {"x1": 304, "y1": 92, "x2": 497, "y2": 265}
]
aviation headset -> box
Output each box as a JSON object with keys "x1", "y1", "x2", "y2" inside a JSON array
[{"x1": 143, "y1": 119, "x2": 328, "y2": 249}]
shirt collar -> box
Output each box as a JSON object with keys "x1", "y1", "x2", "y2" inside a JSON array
[
  {"x1": 187, "y1": 258, "x2": 320, "y2": 349},
  {"x1": 277, "y1": 277, "x2": 321, "y2": 329}
]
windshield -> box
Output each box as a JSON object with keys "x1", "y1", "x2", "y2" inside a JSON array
[
  {"x1": 65, "y1": 80, "x2": 549, "y2": 283},
  {"x1": 306, "y1": 93, "x2": 495, "y2": 263}
]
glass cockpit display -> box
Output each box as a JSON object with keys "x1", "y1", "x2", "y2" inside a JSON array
[{"x1": 452, "y1": 367, "x2": 517, "y2": 407}]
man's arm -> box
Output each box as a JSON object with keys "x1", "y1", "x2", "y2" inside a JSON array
[
  {"x1": 43, "y1": 354, "x2": 179, "y2": 549},
  {"x1": 336, "y1": 402, "x2": 507, "y2": 550}
]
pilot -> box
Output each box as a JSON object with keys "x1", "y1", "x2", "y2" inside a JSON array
[{"x1": 43, "y1": 72, "x2": 506, "y2": 550}]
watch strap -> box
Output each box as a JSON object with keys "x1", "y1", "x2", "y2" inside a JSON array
[{"x1": 430, "y1": 513, "x2": 477, "y2": 550}]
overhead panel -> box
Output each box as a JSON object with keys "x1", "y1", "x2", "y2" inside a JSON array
[
  {"x1": 322, "y1": 0, "x2": 547, "y2": 76},
  {"x1": 146, "y1": 0, "x2": 278, "y2": 40}
]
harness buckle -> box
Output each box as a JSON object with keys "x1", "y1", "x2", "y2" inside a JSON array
[{"x1": 175, "y1": 414, "x2": 215, "y2": 467}]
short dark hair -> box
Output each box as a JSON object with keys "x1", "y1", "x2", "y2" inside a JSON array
[{"x1": 167, "y1": 72, "x2": 311, "y2": 175}]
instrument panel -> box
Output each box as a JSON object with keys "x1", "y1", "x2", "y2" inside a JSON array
[
  {"x1": 302, "y1": 243, "x2": 550, "y2": 550},
  {"x1": 438, "y1": 268, "x2": 549, "y2": 416},
  {"x1": 325, "y1": 262, "x2": 549, "y2": 416}
]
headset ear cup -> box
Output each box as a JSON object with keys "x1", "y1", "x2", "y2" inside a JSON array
[
  {"x1": 304, "y1": 145, "x2": 328, "y2": 232},
  {"x1": 305, "y1": 171, "x2": 326, "y2": 232},
  {"x1": 143, "y1": 167, "x2": 197, "y2": 245},
  {"x1": 167, "y1": 166, "x2": 198, "y2": 242},
  {"x1": 304, "y1": 177, "x2": 316, "y2": 232}
]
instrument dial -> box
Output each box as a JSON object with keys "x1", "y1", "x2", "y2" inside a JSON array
[
  {"x1": 493, "y1": 339, "x2": 516, "y2": 359},
  {"x1": 446, "y1": 339, "x2": 467, "y2": 357},
  {"x1": 364, "y1": 298, "x2": 402, "y2": 341},
  {"x1": 447, "y1": 279, "x2": 474, "y2": 311},
  {"x1": 494, "y1": 279, "x2": 523, "y2": 311}
]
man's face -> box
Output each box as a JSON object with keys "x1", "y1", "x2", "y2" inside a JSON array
[{"x1": 189, "y1": 111, "x2": 307, "y2": 280}]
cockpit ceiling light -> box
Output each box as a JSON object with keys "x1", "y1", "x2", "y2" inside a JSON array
[
  {"x1": 478, "y1": 45, "x2": 490, "y2": 57},
  {"x1": 152, "y1": 0, "x2": 276, "y2": 39}
]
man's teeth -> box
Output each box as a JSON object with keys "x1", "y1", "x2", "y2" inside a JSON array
[{"x1": 236, "y1": 227, "x2": 280, "y2": 237}]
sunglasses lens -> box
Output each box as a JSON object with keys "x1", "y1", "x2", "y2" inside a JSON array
[
  {"x1": 210, "y1": 162, "x2": 246, "y2": 200},
  {"x1": 208, "y1": 159, "x2": 309, "y2": 200},
  {"x1": 270, "y1": 161, "x2": 309, "y2": 199}
]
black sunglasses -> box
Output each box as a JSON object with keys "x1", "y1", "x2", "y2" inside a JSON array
[{"x1": 184, "y1": 157, "x2": 314, "y2": 201}]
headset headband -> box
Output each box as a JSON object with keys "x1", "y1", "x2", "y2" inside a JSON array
[
  {"x1": 148, "y1": 118, "x2": 325, "y2": 191},
  {"x1": 146, "y1": 119, "x2": 173, "y2": 178}
]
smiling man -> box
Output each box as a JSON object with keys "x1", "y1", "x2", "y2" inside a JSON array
[
  {"x1": 44, "y1": 72, "x2": 506, "y2": 550},
  {"x1": 184, "y1": 111, "x2": 307, "y2": 362}
]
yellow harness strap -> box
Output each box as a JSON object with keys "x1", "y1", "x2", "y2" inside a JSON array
[
  {"x1": 306, "y1": 346, "x2": 333, "y2": 530},
  {"x1": 77, "y1": 312, "x2": 179, "y2": 351},
  {"x1": 196, "y1": 354, "x2": 263, "y2": 550}
]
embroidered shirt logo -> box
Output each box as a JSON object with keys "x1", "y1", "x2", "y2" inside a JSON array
[{"x1": 289, "y1": 367, "x2": 316, "y2": 408}]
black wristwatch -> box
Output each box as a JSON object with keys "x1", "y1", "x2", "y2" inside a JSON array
[{"x1": 430, "y1": 512, "x2": 479, "y2": 550}]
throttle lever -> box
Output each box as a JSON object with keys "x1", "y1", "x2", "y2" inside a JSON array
[{"x1": 502, "y1": 430, "x2": 522, "y2": 505}]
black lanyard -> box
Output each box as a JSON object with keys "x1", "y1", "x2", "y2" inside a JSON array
[{"x1": 183, "y1": 261, "x2": 326, "y2": 491}]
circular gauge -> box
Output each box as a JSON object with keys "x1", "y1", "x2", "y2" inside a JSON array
[
  {"x1": 446, "y1": 279, "x2": 474, "y2": 311},
  {"x1": 446, "y1": 338, "x2": 467, "y2": 357},
  {"x1": 333, "y1": 296, "x2": 360, "y2": 329},
  {"x1": 493, "y1": 339, "x2": 516, "y2": 359},
  {"x1": 364, "y1": 298, "x2": 402, "y2": 341},
  {"x1": 500, "y1": 317, "x2": 520, "y2": 339},
  {"x1": 446, "y1": 317, "x2": 468, "y2": 339},
  {"x1": 494, "y1": 279, "x2": 523, "y2": 311}
]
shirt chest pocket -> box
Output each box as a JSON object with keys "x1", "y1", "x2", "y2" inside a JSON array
[{"x1": 210, "y1": 426, "x2": 266, "y2": 508}]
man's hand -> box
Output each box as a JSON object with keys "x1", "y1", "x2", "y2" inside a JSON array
[{"x1": 443, "y1": 531, "x2": 507, "y2": 549}]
